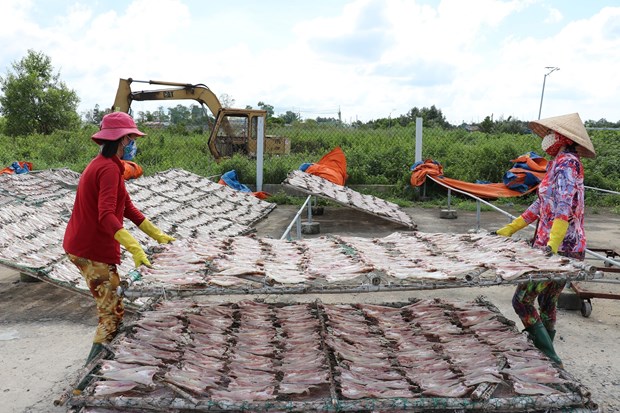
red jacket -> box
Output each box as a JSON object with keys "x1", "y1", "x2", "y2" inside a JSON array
[{"x1": 63, "y1": 154, "x2": 145, "y2": 264}]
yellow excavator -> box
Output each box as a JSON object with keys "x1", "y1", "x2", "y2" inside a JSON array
[{"x1": 111, "y1": 78, "x2": 289, "y2": 161}]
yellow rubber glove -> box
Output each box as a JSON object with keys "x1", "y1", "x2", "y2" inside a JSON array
[
  {"x1": 495, "y1": 216, "x2": 528, "y2": 237},
  {"x1": 138, "y1": 219, "x2": 176, "y2": 244},
  {"x1": 114, "y1": 228, "x2": 152, "y2": 268},
  {"x1": 547, "y1": 218, "x2": 569, "y2": 253}
]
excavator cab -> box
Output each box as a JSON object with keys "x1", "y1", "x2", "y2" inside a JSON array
[
  {"x1": 212, "y1": 108, "x2": 265, "y2": 158},
  {"x1": 111, "y1": 78, "x2": 289, "y2": 161}
]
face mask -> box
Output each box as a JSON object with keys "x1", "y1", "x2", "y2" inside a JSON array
[
  {"x1": 542, "y1": 131, "x2": 572, "y2": 157},
  {"x1": 122, "y1": 139, "x2": 137, "y2": 161},
  {"x1": 541, "y1": 133, "x2": 556, "y2": 153}
]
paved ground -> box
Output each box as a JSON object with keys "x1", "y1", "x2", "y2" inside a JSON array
[{"x1": 1, "y1": 204, "x2": 619, "y2": 412}]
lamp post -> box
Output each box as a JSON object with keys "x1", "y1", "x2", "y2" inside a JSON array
[{"x1": 538, "y1": 66, "x2": 559, "y2": 119}]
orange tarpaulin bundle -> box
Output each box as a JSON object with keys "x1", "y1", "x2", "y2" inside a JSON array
[
  {"x1": 303, "y1": 147, "x2": 348, "y2": 186},
  {"x1": 0, "y1": 161, "x2": 33, "y2": 175},
  {"x1": 121, "y1": 160, "x2": 143, "y2": 180},
  {"x1": 410, "y1": 153, "x2": 548, "y2": 199}
]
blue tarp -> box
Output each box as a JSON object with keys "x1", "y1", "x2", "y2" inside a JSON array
[
  {"x1": 11, "y1": 161, "x2": 30, "y2": 174},
  {"x1": 220, "y1": 170, "x2": 251, "y2": 192}
]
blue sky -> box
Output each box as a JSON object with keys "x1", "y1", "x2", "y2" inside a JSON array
[{"x1": 1, "y1": 0, "x2": 619, "y2": 125}]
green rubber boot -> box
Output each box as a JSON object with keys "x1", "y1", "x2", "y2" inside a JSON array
[
  {"x1": 542, "y1": 320, "x2": 556, "y2": 342},
  {"x1": 526, "y1": 322, "x2": 563, "y2": 368},
  {"x1": 85, "y1": 343, "x2": 104, "y2": 366}
]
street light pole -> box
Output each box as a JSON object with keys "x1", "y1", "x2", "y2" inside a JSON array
[{"x1": 538, "y1": 66, "x2": 559, "y2": 119}]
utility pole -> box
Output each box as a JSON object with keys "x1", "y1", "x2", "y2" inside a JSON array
[{"x1": 538, "y1": 66, "x2": 559, "y2": 119}]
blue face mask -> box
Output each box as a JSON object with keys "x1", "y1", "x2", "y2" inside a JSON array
[{"x1": 121, "y1": 139, "x2": 137, "y2": 161}]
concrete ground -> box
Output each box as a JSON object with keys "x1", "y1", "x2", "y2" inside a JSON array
[{"x1": 1, "y1": 204, "x2": 619, "y2": 412}]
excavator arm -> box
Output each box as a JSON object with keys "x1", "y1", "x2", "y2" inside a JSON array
[
  {"x1": 112, "y1": 78, "x2": 233, "y2": 159},
  {"x1": 112, "y1": 79, "x2": 223, "y2": 115},
  {"x1": 111, "y1": 78, "x2": 273, "y2": 160}
]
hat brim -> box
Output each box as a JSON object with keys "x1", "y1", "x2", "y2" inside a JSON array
[
  {"x1": 91, "y1": 127, "x2": 146, "y2": 142},
  {"x1": 529, "y1": 113, "x2": 596, "y2": 158}
]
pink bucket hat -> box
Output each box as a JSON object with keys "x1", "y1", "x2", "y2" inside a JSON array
[{"x1": 91, "y1": 112, "x2": 146, "y2": 143}]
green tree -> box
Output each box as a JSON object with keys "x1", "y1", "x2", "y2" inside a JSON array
[
  {"x1": 0, "y1": 50, "x2": 80, "y2": 136},
  {"x1": 479, "y1": 115, "x2": 494, "y2": 133},
  {"x1": 585, "y1": 118, "x2": 620, "y2": 128},
  {"x1": 154, "y1": 106, "x2": 169, "y2": 123},
  {"x1": 257, "y1": 101, "x2": 275, "y2": 118},
  {"x1": 493, "y1": 115, "x2": 529, "y2": 134},
  {"x1": 190, "y1": 104, "x2": 213, "y2": 129},
  {"x1": 404, "y1": 105, "x2": 451, "y2": 128},
  {"x1": 83, "y1": 104, "x2": 106, "y2": 125},
  {"x1": 168, "y1": 104, "x2": 191, "y2": 125},
  {"x1": 219, "y1": 93, "x2": 235, "y2": 108},
  {"x1": 279, "y1": 110, "x2": 300, "y2": 124}
]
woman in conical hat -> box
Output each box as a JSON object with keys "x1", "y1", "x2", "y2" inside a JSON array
[{"x1": 494, "y1": 112, "x2": 595, "y2": 369}]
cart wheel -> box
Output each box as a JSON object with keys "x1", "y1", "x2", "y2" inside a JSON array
[{"x1": 580, "y1": 299, "x2": 592, "y2": 318}]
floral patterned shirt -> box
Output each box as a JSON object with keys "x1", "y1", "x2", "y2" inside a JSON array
[{"x1": 522, "y1": 148, "x2": 586, "y2": 255}]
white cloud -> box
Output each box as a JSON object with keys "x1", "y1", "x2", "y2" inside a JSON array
[
  {"x1": 0, "y1": 0, "x2": 618, "y2": 124},
  {"x1": 543, "y1": 6, "x2": 564, "y2": 24}
]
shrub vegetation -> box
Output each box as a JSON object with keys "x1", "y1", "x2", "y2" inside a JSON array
[{"x1": 1, "y1": 123, "x2": 619, "y2": 207}]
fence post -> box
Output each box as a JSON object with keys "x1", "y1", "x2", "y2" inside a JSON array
[
  {"x1": 256, "y1": 116, "x2": 265, "y2": 192},
  {"x1": 415, "y1": 117, "x2": 423, "y2": 163}
]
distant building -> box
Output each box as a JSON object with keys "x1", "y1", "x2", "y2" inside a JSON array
[
  {"x1": 142, "y1": 121, "x2": 170, "y2": 129},
  {"x1": 460, "y1": 123, "x2": 480, "y2": 132}
]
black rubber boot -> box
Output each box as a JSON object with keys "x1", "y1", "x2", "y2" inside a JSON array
[
  {"x1": 526, "y1": 322, "x2": 563, "y2": 368},
  {"x1": 85, "y1": 343, "x2": 104, "y2": 366}
]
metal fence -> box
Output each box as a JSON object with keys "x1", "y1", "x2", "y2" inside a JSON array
[
  {"x1": 0, "y1": 118, "x2": 619, "y2": 196},
  {"x1": 130, "y1": 119, "x2": 542, "y2": 187}
]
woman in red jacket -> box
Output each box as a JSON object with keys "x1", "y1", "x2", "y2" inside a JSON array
[{"x1": 63, "y1": 112, "x2": 175, "y2": 364}]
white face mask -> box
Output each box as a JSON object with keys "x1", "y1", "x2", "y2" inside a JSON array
[{"x1": 541, "y1": 133, "x2": 556, "y2": 152}]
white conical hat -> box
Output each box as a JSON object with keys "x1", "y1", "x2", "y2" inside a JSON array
[{"x1": 529, "y1": 113, "x2": 595, "y2": 158}]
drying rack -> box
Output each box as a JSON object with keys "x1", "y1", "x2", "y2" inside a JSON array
[
  {"x1": 59, "y1": 297, "x2": 598, "y2": 412},
  {"x1": 282, "y1": 170, "x2": 417, "y2": 230},
  {"x1": 426, "y1": 175, "x2": 620, "y2": 318},
  {"x1": 565, "y1": 247, "x2": 620, "y2": 317}
]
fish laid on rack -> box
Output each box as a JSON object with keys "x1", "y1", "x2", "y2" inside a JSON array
[
  {"x1": 68, "y1": 298, "x2": 592, "y2": 411},
  {"x1": 208, "y1": 236, "x2": 265, "y2": 279},
  {"x1": 93, "y1": 380, "x2": 140, "y2": 396},
  {"x1": 283, "y1": 170, "x2": 415, "y2": 228},
  {"x1": 0, "y1": 172, "x2": 73, "y2": 203},
  {"x1": 413, "y1": 232, "x2": 578, "y2": 280},
  {"x1": 302, "y1": 237, "x2": 374, "y2": 282},
  {"x1": 340, "y1": 235, "x2": 479, "y2": 280},
  {"x1": 128, "y1": 168, "x2": 275, "y2": 227},
  {"x1": 260, "y1": 238, "x2": 309, "y2": 284}
]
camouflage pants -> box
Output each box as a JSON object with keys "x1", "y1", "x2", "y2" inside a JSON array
[
  {"x1": 512, "y1": 250, "x2": 583, "y2": 330},
  {"x1": 512, "y1": 280, "x2": 566, "y2": 330},
  {"x1": 67, "y1": 254, "x2": 125, "y2": 344}
]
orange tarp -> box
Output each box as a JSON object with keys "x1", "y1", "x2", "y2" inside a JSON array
[
  {"x1": 121, "y1": 160, "x2": 144, "y2": 180},
  {"x1": 305, "y1": 147, "x2": 348, "y2": 186},
  {"x1": 411, "y1": 155, "x2": 547, "y2": 199}
]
